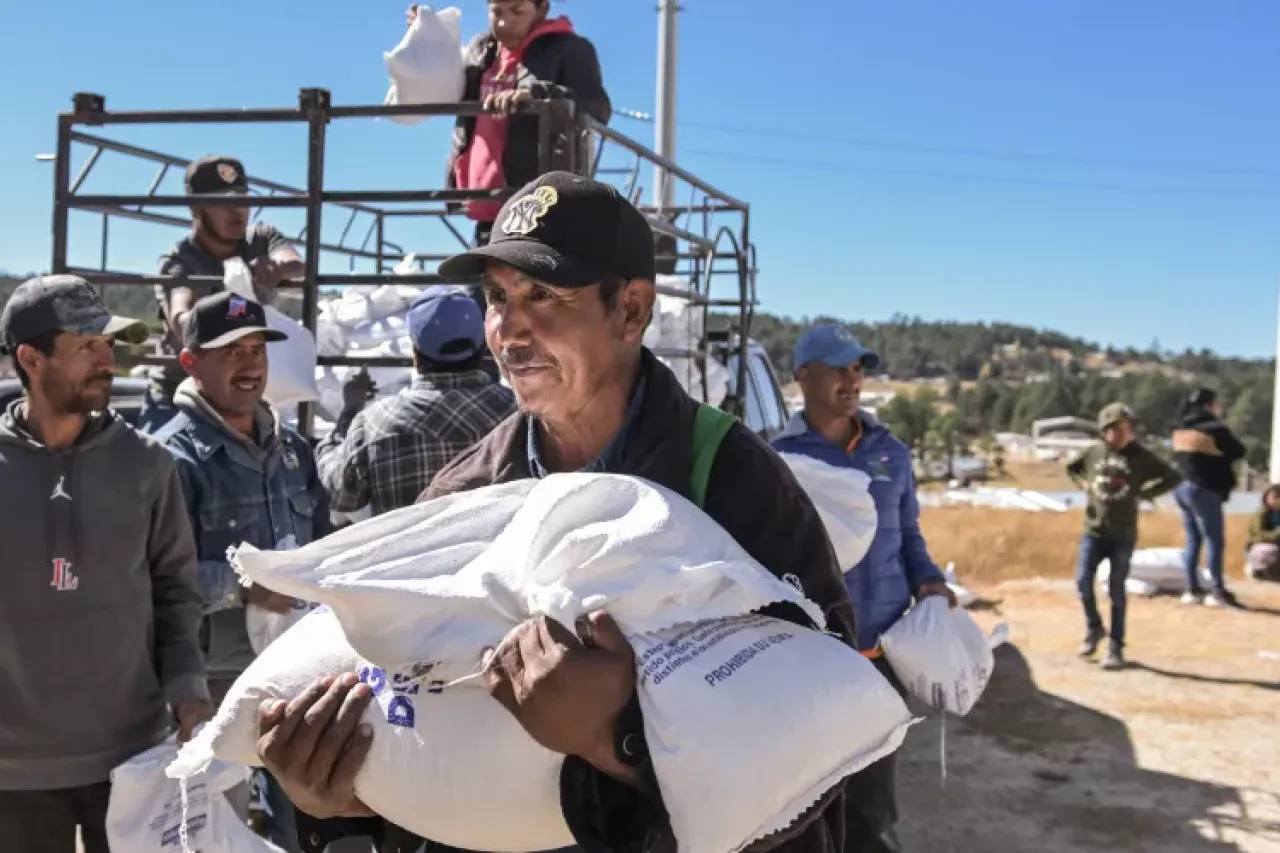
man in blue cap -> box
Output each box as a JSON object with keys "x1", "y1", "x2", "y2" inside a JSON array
[
  {"x1": 316, "y1": 285, "x2": 516, "y2": 517},
  {"x1": 772, "y1": 322, "x2": 953, "y2": 849}
]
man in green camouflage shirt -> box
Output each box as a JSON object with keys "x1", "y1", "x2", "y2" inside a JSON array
[{"x1": 1066, "y1": 403, "x2": 1181, "y2": 671}]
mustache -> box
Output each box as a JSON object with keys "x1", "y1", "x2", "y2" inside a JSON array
[
  {"x1": 498, "y1": 346, "x2": 556, "y2": 369},
  {"x1": 83, "y1": 373, "x2": 114, "y2": 384}
]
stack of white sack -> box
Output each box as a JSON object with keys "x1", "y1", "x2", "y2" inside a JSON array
[
  {"x1": 880, "y1": 597, "x2": 1007, "y2": 717},
  {"x1": 1098, "y1": 547, "x2": 1212, "y2": 598},
  {"x1": 108, "y1": 737, "x2": 282, "y2": 853},
  {"x1": 169, "y1": 474, "x2": 914, "y2": 853},
  {"x1": 777, "y1": 453, "x2": 878, "y2": 570},
  {"x1": 643, "y1": 275, "x2": 731, "y2": 406},
  {"x1": 314, "y1": 282, "x2": 424, "y2": 422},
  {"x1": 383, "y1": 6, "x2": 465, "y2": 126}
]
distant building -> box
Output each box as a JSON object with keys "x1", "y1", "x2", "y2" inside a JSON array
[{"x1": 1031, "y1": 416, "x2": 1097, "y2": 461}]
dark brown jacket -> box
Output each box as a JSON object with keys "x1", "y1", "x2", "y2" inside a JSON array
[{"x1": 299, "y1": 351, "x2": 889, "y2": 853}]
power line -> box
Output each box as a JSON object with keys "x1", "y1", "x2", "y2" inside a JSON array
[
  {"x1": 680, "y1": 147, "x2": 1280, "y2": 198},
  {"x1": 680, "y1": 120, "x2": 1280, "y2": 180}
]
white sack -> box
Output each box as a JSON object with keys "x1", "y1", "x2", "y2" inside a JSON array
[
  {"x1": 1098, "y1": 546, "x2": 1212, "y2": 594},
  {"x1": 108, "y1": 738, "x2": 281, "y2": 853},
  {"x1": 221, "y1": 259, "x2": 319, "y2": 406},
  {"x1": 384, "y1": 6, "x2": 465, "y2": 126},
  {"x1": 779, "y1": 453, "x2": 878, "y2": 570},
  {"x1": 880, "y1": 596, "x2": 999, "y2": 717},
  {"x1": 194, "y1": 474, "x2": 912, "y2": 853},
  {"x1": 171, "y1": 607, "x2": 572, "y2": 852},
  {"x1": 246, "y1": 599, "x2": 321, "y2": 656}
]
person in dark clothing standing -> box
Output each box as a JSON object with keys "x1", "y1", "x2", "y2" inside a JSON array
[
  {"x1": 1171, "y1": 387, "x2": 1247, "y2": 608},
  {"x1": 408, "y1": 0, "x2": 611, "y2": 248},
  {"x1": 141, "y1": 155, "x2": 305, "y2": 434},
  {"x1": 1066, "y1": 403, "x2": 1181, "y2": 671}
]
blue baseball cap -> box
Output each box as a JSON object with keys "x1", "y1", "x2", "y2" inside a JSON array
[
  {"x1": 407, "y1": 286, "x2": 485, "y2": 363},
  {"x1": 794, "y1": 323, "x2": 880, "y2": 372}
]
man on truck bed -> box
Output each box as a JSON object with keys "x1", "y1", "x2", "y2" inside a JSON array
[
  {"x1": 0, "y1": 276, "x2": 211, "y2": 853},
  {"x1": 140, "y1": 155, "x2": 304, "y2": 434},
  {"x1": 408, "y1": 0, "x2": 611, "y2": 248},
  {"x1": 772, "y1": 322, "x2": 955, "y2": 849},
  {"x1": 248, "y1": 172, "x2": 894, "y2": 853}
]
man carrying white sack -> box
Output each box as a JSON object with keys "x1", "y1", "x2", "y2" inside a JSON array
[
  {"x1": 773, "y1": 323, "x2": 956, "y2": 850},
  {"x1": 255, "y1": 172, "x2": 898, "y2": 853},
  {"x1": 156, "y1": 291, "x2": 333, "y2": 852},
  {"x1": 0, "y1": 276, "x2": 212, "y2": 853}
]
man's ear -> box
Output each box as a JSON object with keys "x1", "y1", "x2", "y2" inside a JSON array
[
  {"x1": 795, "y1": 365, "x2": 809, "y2": 385},
  {"x1": 15, "y1": 343, "x2": 46, "y2": 379},
  {"x1": 178, "y1": 348, "x2": 199, "y2": 377},
  {"x1": 619, "y1": 278, "x2": 656, "y2": 343}
]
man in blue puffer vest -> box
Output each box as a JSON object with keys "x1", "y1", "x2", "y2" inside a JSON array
[{"x1": 773, "y1": 323, "x2": 954, "y2": 849}]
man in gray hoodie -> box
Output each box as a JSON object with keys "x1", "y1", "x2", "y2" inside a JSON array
[
  {"x1": 156, "y1": 290, "x2": 333, "y2": 852},
  {"x1": 0, "y1": 275, "x2": 211, "y2": 853}
]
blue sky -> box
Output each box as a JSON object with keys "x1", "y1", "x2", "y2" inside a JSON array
[{"x1": 3, "y1": 0, "x2": 1279, "y2": 356}]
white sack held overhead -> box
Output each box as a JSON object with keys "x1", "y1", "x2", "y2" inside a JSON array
[
  {"x1": 108, "y1": 737, "x2": 282, "y2": 853},
  {"x1": 880, "y1": 596, "x2": 1001, "y2": 717},
  {"x1": 191, "y1": 474, "x2": 912, "y2": 853},
  {"x1": 384, "y1": 6, "x2": 465, "y2": 127},
  {"x1": 779, "y1": 453, "x2": 878, "y2": 570},
  {"x1": 221, "y1": 259, "x2": 319, "y2": 407},
  {"x1": 172, "y1": 607, "x2": 573, "y2": 852}
]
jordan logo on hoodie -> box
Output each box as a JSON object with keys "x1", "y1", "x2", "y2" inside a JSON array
[
  {"x1": 50, "y1": 476, "x2": 71, "y2": 502},
  {"x1": 50, "y1": 558, "x2": 79, "y2": 592}
]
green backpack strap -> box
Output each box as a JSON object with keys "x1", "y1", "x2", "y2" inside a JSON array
[{"x1": 690, "y1": 404, "x2": 738, "y2": 509}]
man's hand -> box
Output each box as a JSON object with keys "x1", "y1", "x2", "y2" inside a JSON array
[
  {"x1": 257, "y1": 674, "x2": 376, "y2": 819},
  {"x1": 246, "y1": 584, "x2": 296, "y2": 615},
  {"x1": 341, "y1": 369, "x2": 378, "y2": 412},
  {"x1": 175, "y1": 699, "x2": 215, "y2": 744},
  {"x1": 484, "y1": 89, "x2": 533, "y2": 115},
  {"x1": 250, "y1": 256, "x2": 291, "y2": 290},
  {"x1": 483, "y1": 611, "x2": 636, "y2": 770},
  {"x1": 916, "y1": 580, "x2": 958, "y2": 609},
  {"x1": 405, "y1": 3, "x2": 419, "y2": 27}
]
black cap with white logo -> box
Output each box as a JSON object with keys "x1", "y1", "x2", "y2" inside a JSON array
[
  {"x1": 181, "y1": 291, "x2": 287, "y2": 350},
  {"x1": 186, "y1": 155, "x2": 249, "y2": 196},
  {"x1": 438, "y1": 171, "x2": 656, "y2": 288}
]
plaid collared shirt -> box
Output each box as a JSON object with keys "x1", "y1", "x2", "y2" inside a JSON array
[{"x1": 316, "y1": 370, "x2": 516, "y2": 516}]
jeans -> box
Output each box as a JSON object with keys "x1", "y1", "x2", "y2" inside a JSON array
[
  {"x1": 0, "y1": 782, "x2": 111, "y2": 853},
  {"x1": 136, "y1": 383, "x2": 180, "y2": 435},
  {"x1": 1075, "y1": 534, "x2": 1135, "y2": 649},
  {"x1": 1175, "y1": 480, "x2": 1227, "y2": 593},
  {"x1": 260, "y1": 770, "x2": 302, "y2": 852}
]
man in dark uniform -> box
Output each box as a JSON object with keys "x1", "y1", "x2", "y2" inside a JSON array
[{"x1": 140, "y1": 155, "x2": 305, "y2": 434}]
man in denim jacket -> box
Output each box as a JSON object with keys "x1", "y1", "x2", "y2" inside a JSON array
[
  {"x1": 158, "y1": 291, "x2": 332, "y2": 852},
  {"x1": 772, "y1": 322, "x2": 954, "y2": 848}
]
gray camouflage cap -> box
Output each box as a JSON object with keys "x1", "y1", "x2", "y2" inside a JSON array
[{"x1": 0, "y1": 275, "x2": 149, "y2": 355}]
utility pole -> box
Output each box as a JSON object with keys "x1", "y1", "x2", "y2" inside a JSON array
[{"x1": 654, "y1": 0, "x2": 680, "y2": 210}]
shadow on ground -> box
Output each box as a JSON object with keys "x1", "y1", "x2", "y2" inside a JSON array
[{"x1": 894, "y1": 644, "x2": 1280, "y2": 853}]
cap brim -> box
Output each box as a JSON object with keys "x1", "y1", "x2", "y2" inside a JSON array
[
  {"x1": 438, "y1": 240, "x2": 609, "y2": 288},
  {"x1": 101, "y1": 316, "x2": 150, "y2": 346},
  {"x1": 200, "y1": 326, "x2": 288, "y2": 349},
  {"x1": 814, "y1": 343, "x2": 881, "y2": 371}
]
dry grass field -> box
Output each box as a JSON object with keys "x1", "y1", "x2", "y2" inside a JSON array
[{"x1": 897, "y1": 506, "x2": 1280, "y2": 852}]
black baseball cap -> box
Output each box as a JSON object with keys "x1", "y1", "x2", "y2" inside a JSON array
[
  {"x1": 438, "y1": 171, "x2": 656, "y2": 287},
  {"x1": 182, "y1": 291, "x2": 287, "y2": 350},
  {"x1": 186, "y1": 155, "x2": 249, "y2": 196},
  {"x1": 0, "y1": 275, "x2": 148, "y2": 355}
]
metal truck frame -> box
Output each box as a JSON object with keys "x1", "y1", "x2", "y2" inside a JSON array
[{"x1": 48, "y1": 89, "x2": 758, "y2": 437}]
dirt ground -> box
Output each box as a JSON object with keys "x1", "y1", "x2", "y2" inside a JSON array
[{"x1": 895, "y1": 578, "x2": 1280, "y2": 853}]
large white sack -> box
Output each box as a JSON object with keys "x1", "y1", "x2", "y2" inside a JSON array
[
  {"x1": 108, "y1": 738, "x2": 282, "y2": 853},
  {"x1": 171, "y1": 607, "x2": 573, "y2": 852},
  {"x1": 1098, "y1": 546, "x2": 1211, "y2": 594},
  {"x1": 880, "y1": 596, "x2": 1001, "y2": 717},
  {"x1": 384, "y1": 6, "x2": 465, "y2": 127},
  {"x1": 220, "y1": 259, "x2": 319, "y2": 406},
  {"x1": 215, "y1": 474, "x2": 913, "y2": 853},
  {"x1": 779, "y1": 453, "x2": 878, "y2": 570}
]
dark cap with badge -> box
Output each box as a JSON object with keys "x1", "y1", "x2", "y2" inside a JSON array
[
  {"x1": 186, "y1": 155, "x2": 249, "y2": 196},
  {"x1": 181, "y1": 291, "x2": 286, "y2": 350},
  {"x1": 0, "y1": 275, "x2": 149, "y2": 355},
  {"x1": 438, "y1": 171, "x2": 656, "y2": 288}
]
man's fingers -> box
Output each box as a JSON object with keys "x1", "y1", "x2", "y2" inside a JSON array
[
  {"x1": 483, "y1": 648, "x2": 518, "y2": 715},
  {"x1": 329, "y1": 721, "x2": 375, "y2": 793},
  {"x1": 258, "y1": 698, "x2": 287, "y2": 734},
  {"x1": 308, "y1": 679, "x2": 373, "y2": 784},
  {"x1": 585, "y1": 610, "x2": 631, "y2": 655},
  {"x1": 283, "y1": 675, "x2": 344, "y2": 762}
]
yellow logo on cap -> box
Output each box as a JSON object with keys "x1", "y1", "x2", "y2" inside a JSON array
[
  {"x1": 217, "y1": 163, "x2": 239, "y2": 184},
  {"x1": 501, "y1": 186, "x2": 558, "y2": 236}
]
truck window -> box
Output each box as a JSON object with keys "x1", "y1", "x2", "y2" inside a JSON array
[{"x1": 747, "y1": 353, "x2": 787, "y2": 436}]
